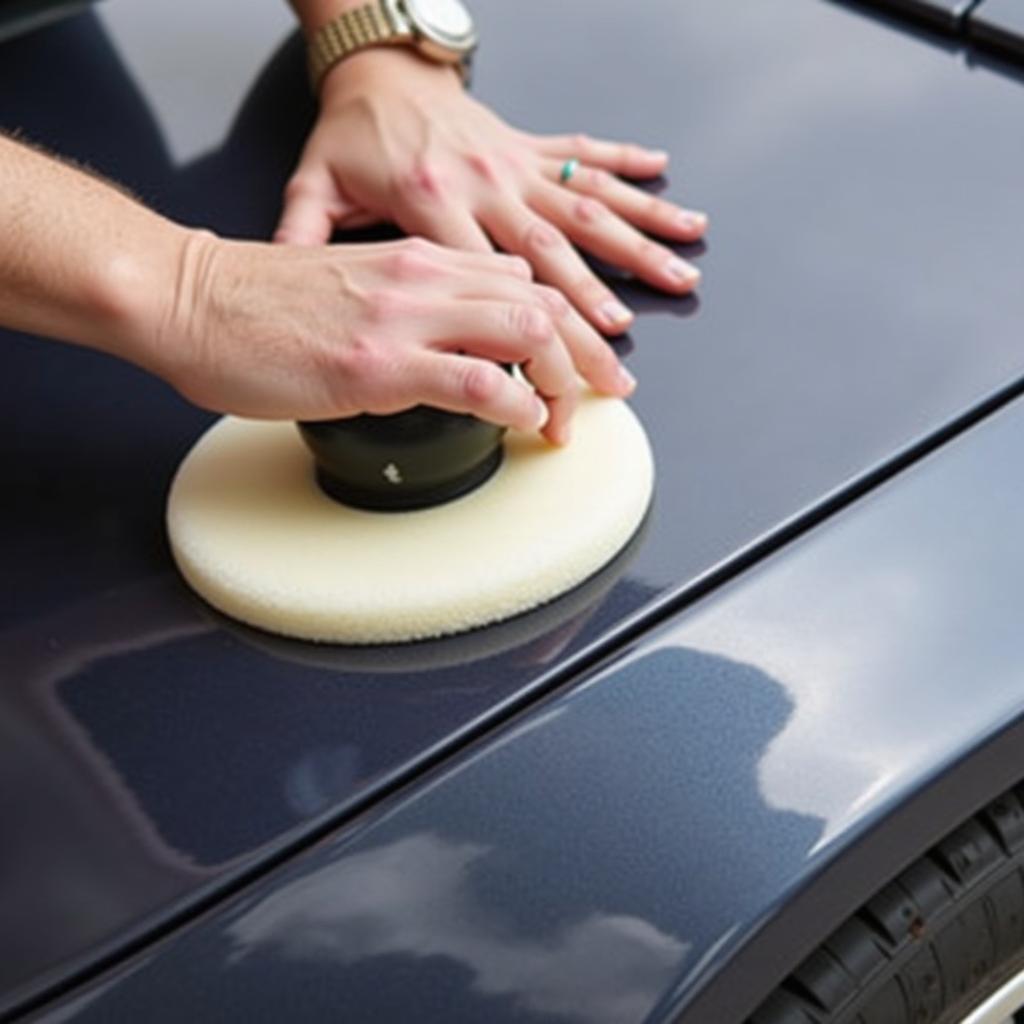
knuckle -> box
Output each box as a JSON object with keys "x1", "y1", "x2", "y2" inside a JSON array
[
  {"x1": 572, "y1": 197, "x2": 605, "y2": 226},
  {"x1": 506, "y1": 255, "x2": 533, "y2": 278},
  {"x1": 522, "y1": 219, "x2": 562, "y2": 254},
  {"x1": 403, "y1": 236, "x2": 434, "y2": 256},
  {"x1": 508, "y1": 303, "x2": 554, "y2": 345},
  {"x1": 362, "y1": 288, "x2": 406, "y2": 324},
  {"x1": 283, "y1": 174, "x2": 316, "y2": 202},
  {"x1": 466, "y1": 152, "x2": 501, "y2": 184},
  {"x1": 458, "y1": 361, "x2": 503, "y2": 406},
  {"x1": 387, "y1": 246, "x2": 436, "y2": 282},
  {"x1": 336, "y1": 335, "x2": 381, "y2": 383},
  {"x1": 395, "y1": 160, "x2": 446, "y2": 203},
  {"x1": 572, "y1": 132, "x2": 592, "y2": 155},
  {"x1": 585, "y1": 167, "x2": 612, "y2": 192}
]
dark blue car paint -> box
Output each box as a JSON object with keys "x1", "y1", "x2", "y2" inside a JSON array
[
  {"x1": 4, "y1": 0, "x2": 1024, "y2": 1018},
  {"x1": 31, "y1": 373, "x2": 1024, "y2": 1024},
  {"x1": 0, "y1": 0, "x2": 91, "y2": 43}
]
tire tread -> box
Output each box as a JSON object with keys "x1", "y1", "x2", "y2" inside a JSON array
[{"x1": 746, "y1": 786, "x2": 1024, "y2": 1024}]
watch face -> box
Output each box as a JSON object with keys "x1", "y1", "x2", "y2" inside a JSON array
[{"x1": 403, "y1": 0, "x2": 476, "y2": 50}]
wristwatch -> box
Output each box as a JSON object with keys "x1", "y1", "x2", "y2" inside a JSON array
[{"x1": 308, "y1": 0, "x2": 478, "y2": 94}]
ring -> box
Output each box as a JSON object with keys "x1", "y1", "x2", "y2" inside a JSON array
[{"x1": 559, "y1": 158, "x2": 580, "y2": 185}]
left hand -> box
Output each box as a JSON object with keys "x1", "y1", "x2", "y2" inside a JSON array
[{"x1": 275, "y1": 47, "x2": 707, "y2": 337}]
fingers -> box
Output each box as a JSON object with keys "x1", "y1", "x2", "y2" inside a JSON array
[
  {"x1": 529, "y1": 183, "x2": 701, "y2": 295},
  {"x1": 548, "y1": 161, "x2": 707, "y2": 243},
  {"x1": 369, "y1": 239, "x2": 631, "y2": 406},
  {"x1": 333, "y1": 208, "x2": 384, "y2": 230},
  {"x1": 275, "y1": 189, "x2": 335, "y2": 246},
  {"x1": 368, "y1": 236, "x2": 532, "y2": 283},
  {"x1": 454, "y1": 248, "x2": 532, "y2": 280},
  {"x1": 423, "y1": 299, "x2": 580, "y2": 443},
  {"x1": 541, "y1": 289, "x2": 636, "y2": 399},
  {"x1": 531, "y1": 133, "x2": 669, "y2": 179},
  {"x1": 276, "y1": 168, "x2": 363, "y2": 246},
  {"x1": 395, "y1": 201, "x2": 496, "y2": 254},
  {"x1": 482, "y1": 200, "x2": 636, "y2": 336},
  {"x1": 454, "y1": 274, "x2": 635, "y2": 400},
  {"x1": 407, "y1": 353, "x2": 555, "y2": 439}
]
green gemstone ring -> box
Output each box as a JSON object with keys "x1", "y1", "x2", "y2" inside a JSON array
[{"x1": 559, "y1": 158, "x2": 580, "y2": 184}]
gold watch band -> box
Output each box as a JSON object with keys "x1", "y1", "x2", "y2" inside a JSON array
[{"x1": 307, "y1": 2, "x2": 401, "y2": 93}]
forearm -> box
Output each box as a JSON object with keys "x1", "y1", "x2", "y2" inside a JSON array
[{"x1": 0, "y1": 133, "x2": 193, "y2": 374}]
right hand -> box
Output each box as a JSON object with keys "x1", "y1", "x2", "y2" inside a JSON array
[{"x1": 156, "y1": 233, "x2": 636, "y2": 444}]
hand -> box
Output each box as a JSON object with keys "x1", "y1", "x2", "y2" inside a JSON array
[
  {"x1": 156, "y1": 233, "x2": 636, "y2": 443},
  {"x1": 275, "y1": 47, "x2": 707, "y2": 336}
]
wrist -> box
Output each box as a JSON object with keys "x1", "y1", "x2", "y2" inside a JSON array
[
  {"x1": 318, "y1": 43, "x2": 461, "y2": 105},
  {"x1": 301, "y1": 0, "x2": 473, "y2": 98},
  {"x1": 99, "y1": 221, "x2": 217, "y2": 384}
]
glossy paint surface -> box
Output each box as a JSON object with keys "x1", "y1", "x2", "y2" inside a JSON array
[
  {"x1": 0, "y1": 1, "x2": 93, "y2": 44},
  {"x1": 4, "y1": 0, "x2": 1024, "y2": 1013},
  {"x1": 36, "y1": 373, "x2": 1024, "y2": 1024}
]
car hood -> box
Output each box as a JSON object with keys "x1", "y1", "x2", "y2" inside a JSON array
[
  {"x1": 3, "y1": 0, "x2": 1024, "y2": 1015},
  {"x1": 31, "y1": 389, "x2": 1024, "y2": 1024}
]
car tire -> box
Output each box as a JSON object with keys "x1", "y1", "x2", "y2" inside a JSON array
[{"x1": 748, "y1": 786, "x2": 1024, "y2": 1024}]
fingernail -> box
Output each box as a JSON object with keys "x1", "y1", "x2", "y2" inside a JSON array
[
  {"x1": 533, "y1": 397, "x2": 550, "y2": 431},
  {"x1": 676, "y1": 210, "x2": 707, "y2": 232},
  {"x1": 598, "y1": 300, "x2": 633, "y2": 331},
  {"x1": 665, "y1": 258, "x2": 700, "y2": 285},
  {"x1": 647, "y1": 149, "x2": 669, "y2": 162},
  {"x1": 617, "y1": 365, "x2": 637, "y2": 394}
]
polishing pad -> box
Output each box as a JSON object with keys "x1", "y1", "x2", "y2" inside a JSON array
[{"x1": 167, "y1": 393, "x2": 654, "y2": 644}]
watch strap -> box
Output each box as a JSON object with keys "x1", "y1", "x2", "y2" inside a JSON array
[{"x1": 308, "y1": 2, "x2": 402, "y2": 93}]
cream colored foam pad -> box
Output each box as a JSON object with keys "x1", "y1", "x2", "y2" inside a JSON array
[{"x1": 167, "y1": 393, "x2": 653, "y2": 644}]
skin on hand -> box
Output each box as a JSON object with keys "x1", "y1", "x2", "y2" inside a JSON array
[
  {"x1": 275, "y1": 47, "x2": 708, "y2": 339},
  {"x1": 4, "y1": 44, "x2": 680, "y2": 443},
  {"x1": 0, "y1": 134, "x2": 625, "y2": 440},
  {"x1": 155, "y1": 233, "x2": 635, "y2": 444}
]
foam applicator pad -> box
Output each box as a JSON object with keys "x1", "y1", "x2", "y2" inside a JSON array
[{"x1": 167, "y1": 393, "x2": 654, "y2": 644}]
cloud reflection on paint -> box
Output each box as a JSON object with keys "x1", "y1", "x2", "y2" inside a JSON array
[
  {"x1": 672, "y1": 411, "x2": 1024, "y2": 851},
  {"x1": 226, "y1": 832, "x2": 688, "y2": 1024}
]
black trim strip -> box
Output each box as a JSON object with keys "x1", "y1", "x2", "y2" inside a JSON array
[
  {"x1": 834, "y1": 0, "x2": 983, "y2": 34},
  {"x1": 833, "y1": 0, "x2": 1024, "y2": 69},
  {"x1": 969, "y1": 1, "x2": 1024, "y2": 62}
]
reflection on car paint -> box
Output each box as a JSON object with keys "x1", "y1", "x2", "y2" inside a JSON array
[
  {"x1": 38, "y1": 394, "x2": 1024, "y2": 1023},
  {"x1": 8, "y1": 0, "x2": 1024, "y2": 1017}
]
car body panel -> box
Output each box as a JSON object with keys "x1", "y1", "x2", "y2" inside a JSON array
[
  {"x1": 31, "y1": 374, "x2": 1024, "y2": 1024},
  {"x1": 3, "y1": 0, "x2": 1024, "y2": 1016},
  {"x1": 0, "y1": 0, "x2": 93, "y2": 44}
]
